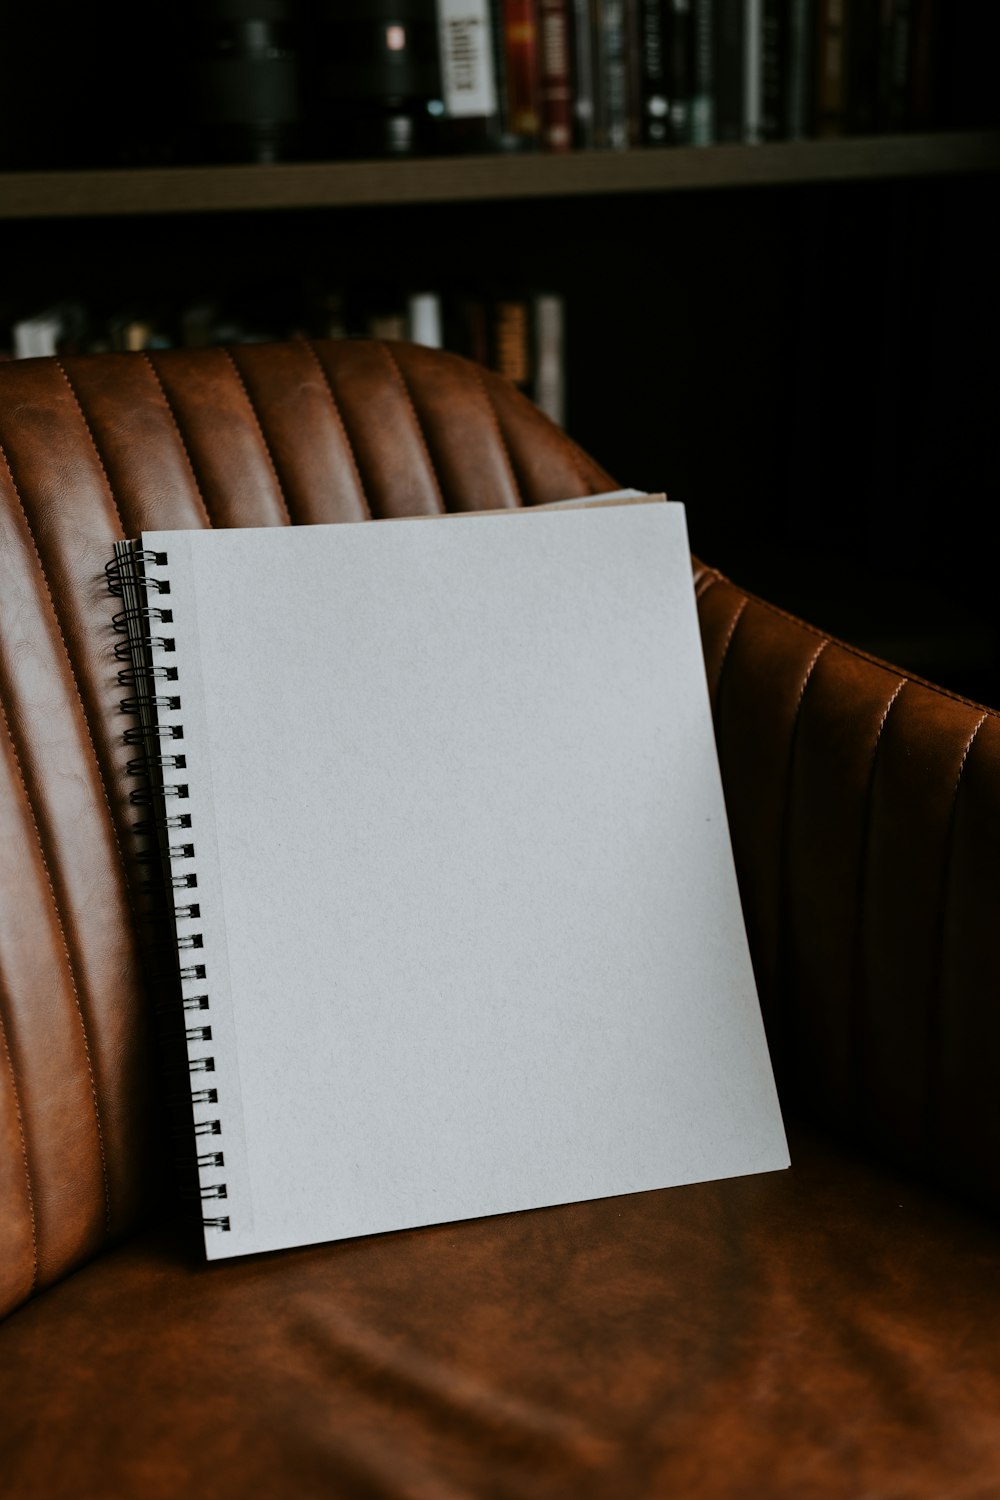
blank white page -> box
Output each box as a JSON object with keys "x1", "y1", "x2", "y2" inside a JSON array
[{"x1": 142, "y1": 500, "x2": 788, "y2": 1260}]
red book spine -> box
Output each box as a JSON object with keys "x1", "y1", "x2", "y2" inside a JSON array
[
  {"x1": 503, "y1": 0, "x2": 542, "y2": 139},
  {"x1": 538, "y1": 0, "x2": 573, "y2": 151}
]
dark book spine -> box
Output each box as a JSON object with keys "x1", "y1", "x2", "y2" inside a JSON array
[
  {"x1": 907, "y1": 0, "x2": 937, "y2": 129},
  {"x1": 846, "y1": 0, "x2": 880, "y2": 134},
  {"x1": 668, "y1": 0, "x2": 693, "y2": 141},
  {"x1": 502, "y1": 0, "x2": 543, "y2": 142},
  {"x1": 639, "y1": 0, "x2": 672, "y2": 143},
  {"x1": 714, "y1": 0, "x2": 744, "y2": 142},
  {"x1": 815, "y1": 0, "x2": 849, "y2": 138},
  {"x1": 571, "y1": 0, "x2": 597, "y2": 145},
  {"x1": 690, "y1": 0, "x2": 715, "y2": 141},
  {"x1": 538, "y1": 0, "x2": 575, "y2": 148},
  {"x1": 761, "y1": 0, "x2": 784, "y2": 137},
  {"x1": 878, "y1": 0, "x2": 912, "y2": 132},
  {"x1": 744, "y1": 0, "x2": 763, "y2": 141},
  {"x1": 785, "y1": 0, "x2": 813, "y2": 136},
  {"x1": 594, "y1": 0, "x2": 632, "y2": 146}
]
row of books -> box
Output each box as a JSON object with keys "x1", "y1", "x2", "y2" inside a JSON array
[
  {"x1": 0, "y1": 288, "x2": 567, "y2": 428},
  {"x1": 1, "y1": 0, "x2": 987, "y2": 172}
]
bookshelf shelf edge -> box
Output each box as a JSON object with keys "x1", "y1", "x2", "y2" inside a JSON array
[{"x1": 1, "y1": 134, "x2": 997, "y2": 220}]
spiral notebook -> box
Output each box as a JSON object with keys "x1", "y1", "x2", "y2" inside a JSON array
[{"x1": 111, "y1": 494, "x2": 788, "y2": 1261}]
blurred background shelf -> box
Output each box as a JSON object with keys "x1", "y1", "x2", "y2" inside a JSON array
[{"x1": 1, "y1": 133, "x2": 997, "y2": 218}]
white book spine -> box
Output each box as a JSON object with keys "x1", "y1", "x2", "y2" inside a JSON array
[
  {"x1": 436, "y1": 0, "x2": 498, "y2": 118},
  {"x1": 408, "y1": 293, "x2": 444, "y2": 349}
]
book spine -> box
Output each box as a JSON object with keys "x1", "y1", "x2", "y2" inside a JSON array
[
  {"x1": 597, "y1": 0, "x2": 632, "y2": 147},
  {"x1": 846, "y1": 0, "x2": 880, "y2": 133},
  {"x1": 107, "y1": 541, "x2": 231, "y2": 1240},
  {"x1": 668, "y1": 0, "x2": 693, "y2": 142},
  {"x1": 493, "y1": 298, "x2": 533, "y2": 391},
  {"x1": 533, "y1": 293, "x2": 566, "y2": 426},
  {"x1": 638, "y1": 0, "x2": 671, "y2": 143},
  {"x1": 502, "y1": 0, "x2": 543, "y2": 141},
  {"x1": 760, "y1": 0, "x2": 783, "y2": 137},
  {"x1": 785, "y1": 0, "x2": 813, "y2": 136},
  {"x1": 907, "y1": 0, "x2": 937, "y2": 130},
  {"x1": 815, "y1": 0, "x2": 849, "y2": 138},
  {"x1": 538, "y1": 0, "x2": 575, "y2": 148},
  {"x1": 713, "y1": 0, "x2": 743, "y2": 142},
  {"x1": 690, "y1": 0, "x2": 715, "y2": 143},
  {"x1": 743, "y1": 0, "x2": 762, "y2": 141},
  {"x1": 436, "y1": 0, "x2": 500, "y2": 135},
  {"x1": 571, "y1": 0, "x2": 597, "y2": 145},
  {"x1": 878, "y1": 0, "x2": 912, "y2": 132}
]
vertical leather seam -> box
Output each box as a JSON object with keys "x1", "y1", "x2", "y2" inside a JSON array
[
  {"x1": 0, "y1": 692, "x2": 110, "y2": 1239},
  {"x1": 222, "y1": 348, "x2": 293, "y2": 525},
  {"x1": 712, "y1": 596, "x2": 749, "y2": 715},
  {"x1": 846, "y1": 677, "x2": 908, "y2": 1124},
  {"x1": 553, "y1": 425, "x2": 604, "y2": 497},
  {"x1": 0, "y1": 984, "x2": 38, "y2": 1295},
  {"x1": 773, "y1": 637, "x2": 829, "y2": 1089},
  {"x1": 377, "y1": 344, "x2": 446, "y2": 513},
  {"x1": 0, "y1": 439, "x2": 132, "y2": 894},
  {"x1": 142, "y1": 355, "x2": 214, "y2": 528},
  {"x1": 471, "y1": 365, "x2": 524, "y2": 507},
  {"x1": 923, "y1": 710, "x2": 989, "y2": 1149},
  {"x1": 53, "y1": 360, "x2": 128, "y2": 535},
  {"x1": 301, "y1": 341, "x2": 372, "y2": 519}
]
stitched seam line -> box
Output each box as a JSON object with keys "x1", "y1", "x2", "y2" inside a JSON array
[
  {"x1": 712, "y1": 597, "x2": 749, "y2": 713},
  {"x1": 222, "y1": 348, "x2": 293, "y2": 525},
  {"x1": 772, "y1": 638, "x2": 830, "y2": 1084},
  {"x1": 708, "y1": 571, "x2": 998, "y2": 720},
  {"x1": 847, "y1": 677, "x2": 908, "y2": 1121},
  {"x1": 0, "y1": 986, "x2": 38, "y2": 1294},
  {"x1": 471, "y1": 365, "x2": 524, "y2": 507},
  {"x1": 142, "y1": 354, "x2": 214, "y2": 528},
  {"x1": 302, "y1": 341, "x2": 372, "y2": 519},
  {"x1": 558, "y1": 429, "x2": 608, "y2": 496},
  {"x1": 923, "y1": 710, "x2": 989, "y2": 1147},
  {"x1": 378, "y1": 343, "x2": 446, "y2": 512},
  {"x1": 696, "y1": 572, "x2": 721, "y2": 600},
  {"x1": 0, "y1": 692, "x2": 110, "y2": 1238},
  {"x1": 54, "y1": 361, "x2": 128, "y2": 535},
  {"x1": 0, "y1": 440, "x2": 131, "y2": 909}
]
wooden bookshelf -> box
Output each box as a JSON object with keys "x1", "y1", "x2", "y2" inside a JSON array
[{"x1": 1, "y1": 133, "x2": 997, "y2": 219}]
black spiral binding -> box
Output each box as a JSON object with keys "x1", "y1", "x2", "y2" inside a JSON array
[{"x1": 108, "y1": 542, "x2": 231, "y2": 1234}]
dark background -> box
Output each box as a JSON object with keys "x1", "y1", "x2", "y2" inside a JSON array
[{"x1": 1, "y1": 3, "x2": 998, "y2": 703}]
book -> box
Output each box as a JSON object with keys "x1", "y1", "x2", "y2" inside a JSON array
[
  {"x1": 668, "y1": 0, "x2": 694, "y2": 142},
  {"x1": 593, "y1": 0, "x2": 633, "y2": 147},
  {"x1": 571, "y1": 0, "x2": 598, "y2": 145},
  {"x1": 538, "y1": 0, "x2": 575, "y2": 150},
  {"x1": 743, "y1": 0, "x2": 763, "y2": 141},
  {"x1": 533, "y1": 293, "x2": 566, "y2": 425},
  {"x1": 815, "y1": 0, "x2": 849, "y2": 137},
  {"x1": 714, "y1": 0, "x2": 745, "y2": 142},
  {"x1": 499, "y1": 0, "x2": 542, "y2": 143},
  {"x1": 110, "y1": 496, "x2": 788, "y2": 1260},
  {"x1": 638, "y1": 0, "x2": 672, "y2": 144},
  {"x1": 690, "y1": 0, "x2": 715, "y2": 142},
  {"x1": 435, "y1": 0, "x2": 501, "y2": 148}
]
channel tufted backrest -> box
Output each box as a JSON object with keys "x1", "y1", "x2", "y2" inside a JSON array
[
  {"x1": 696, "y1": 567, "x2": 1000, "y2": 1211},
  {"x1": 2, "y1": 339, "x2": 998, "y2": 1327},
  {"x1": 0, "y1": 340, "x2": 615, "y2": 1319}
]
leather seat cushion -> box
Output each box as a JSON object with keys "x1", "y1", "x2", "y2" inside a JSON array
[{"x1": 1, "y1": 1125, "x2": 997, "y2": 1500}]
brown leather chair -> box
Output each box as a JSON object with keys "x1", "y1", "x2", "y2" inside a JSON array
[{"x1": 1, "y1": 341, "x2": 997, "y2": 1499}]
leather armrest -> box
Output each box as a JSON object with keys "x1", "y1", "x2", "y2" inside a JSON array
[{"x1": 695, "y1": 562, "x2": 1000, "y2": 1210}]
